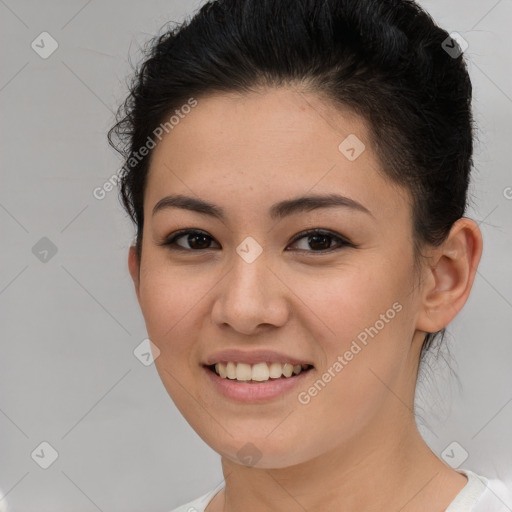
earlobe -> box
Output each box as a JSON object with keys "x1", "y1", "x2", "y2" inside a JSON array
[
  {"x1": 416, "y1": 218, "x2": 483, "y2": 333},
  {"x1": 128, "y1": 245, "x2": 141, "y2": 303}
]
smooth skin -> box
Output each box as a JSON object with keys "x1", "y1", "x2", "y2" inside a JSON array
[{"x1": 128, "y1": 87, "x2": 482, "y2": 511}]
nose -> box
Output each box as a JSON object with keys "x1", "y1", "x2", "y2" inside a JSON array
[{"x1": 210, "y1": 247, "x2": 290, "y2": 335}]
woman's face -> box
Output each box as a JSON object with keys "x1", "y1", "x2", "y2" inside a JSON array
[{"x1": 129, "y1": 87, "x2": 428, "y2": 468}]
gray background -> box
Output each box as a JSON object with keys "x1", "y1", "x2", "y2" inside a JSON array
[{"x1": 0, "y1": 0, "x2": 511, "y2": 510}]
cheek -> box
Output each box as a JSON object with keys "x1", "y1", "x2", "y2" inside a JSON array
[
  {"x1": 137, "y1": 260, "x2": 224, "y2": 391},
  {"x1": 138, "y1": 253, "x2": 207, "y2": 333},
  {"x1": 293, "y1": 253, "x2": 413, "y2": 344},
  {"x1": 293, "y1": 257, "x2": 416, "y2": 419},
  {"x1": 137, "y1": 264, "x2": 196, "y2": 365},
  {"x1": 138, "y1": 269, "x2": 207, "y2": 420}
]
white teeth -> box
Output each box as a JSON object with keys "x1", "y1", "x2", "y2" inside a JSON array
[
  {"x1": 268, "y1": 362, "x2": 283, "y2": 378},
  {"x1": 215, "y1": 363, "x2": 227, "y2": 378},
  {"x1": 282, "y1": 363, "x2": 293, "y2": 377},
  {"x1": 251, "y1": 362, "x2": 270, "y2": 381},
  {"x1": 226, "y1": 361, "x2": 237, "y2": 379},
  {"x1": 236, "y1": 363, "x2": 252, "y2": 381},
  {"x1": 212, "y1": 361, "x2": 310, "y2": 381}
]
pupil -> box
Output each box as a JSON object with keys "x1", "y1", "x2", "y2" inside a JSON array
[
  {"x1": 190, "y1": 234, "x2": 209, "y2": 249},
  {"x1": 309, "y1": 234, "x2": 330, "y2": 250}
]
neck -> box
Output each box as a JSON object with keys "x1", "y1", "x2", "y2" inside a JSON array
[{"x1": 216, "y1": 414, "x2": 464, "y2": 512}]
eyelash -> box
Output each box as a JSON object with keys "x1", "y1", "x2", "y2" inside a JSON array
[{"x1": 159, "y1": 228, "x2": 354, "y2": 254}]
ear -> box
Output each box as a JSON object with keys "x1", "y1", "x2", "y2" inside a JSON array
[
  {"x1": 128, "y1": 244, "x2": 141, "y2": 304},
  {"x1": 416, "y1": 218, "x2": 483, "y2": 334}
]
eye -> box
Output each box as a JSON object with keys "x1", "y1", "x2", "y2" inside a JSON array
[
  {"x1": 160, "y1": 229, "x2": 219, "y2": 251},
  {"x1": 159, "y1": 228, "x2": 353, "y2": 253},
  {"x1": 287, "y1": 229, "x2": 352, "y2": 253}
]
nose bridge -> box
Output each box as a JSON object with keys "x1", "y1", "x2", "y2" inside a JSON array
[
  {"x1": 212, "y1": 238, "x2": 288, "y2": 332},
  {"x1": 228, "y1": 239, "x2": 271, "y2": 304}
]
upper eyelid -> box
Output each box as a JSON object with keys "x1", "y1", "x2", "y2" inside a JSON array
[{"x1": 288, "y1": 229, "x2": 351, "y2": 247}]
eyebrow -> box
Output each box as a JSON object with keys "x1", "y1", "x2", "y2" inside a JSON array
[{"x1": 152, "y1": 193, "x2": 373, "y2": 220}]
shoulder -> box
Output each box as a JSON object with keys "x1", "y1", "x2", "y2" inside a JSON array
[
  {"x1": 168, "y1": 492, "x2": 209, "y2": 512},
  {"x1": 447, "y1": 468, "x2": 512, "y2": 512},
  {"x1": 168, "y1": 483, "x2": 225, "y2": 512},
  {"x1": 476, "y1": 473, "x2": 512, "y2": 512}
]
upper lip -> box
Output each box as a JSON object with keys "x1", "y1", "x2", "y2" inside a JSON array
[{"x1": 202, "y1": 349, "x2": 314, "y2": 367}]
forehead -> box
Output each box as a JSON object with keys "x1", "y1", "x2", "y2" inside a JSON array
[{"x1": 145, "y1": 88, "x2": 408, "y2": 223}]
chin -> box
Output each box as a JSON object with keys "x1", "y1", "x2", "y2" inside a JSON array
[{"x1": 206, "y1": 434, "x2": 315, "y2": 469}]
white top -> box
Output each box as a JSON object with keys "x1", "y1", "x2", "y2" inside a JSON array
[{"x1": 169, "y1": 468, "x2": 512, "y2": 512}]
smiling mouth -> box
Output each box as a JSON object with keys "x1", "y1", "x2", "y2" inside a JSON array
[{"x1": 206, "y1": 362, "x2": 314, "y2": 383}]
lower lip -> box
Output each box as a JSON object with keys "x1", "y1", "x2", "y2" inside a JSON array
[{"x1": 203, "y1": 365, "x2": 313, "y2": 402}]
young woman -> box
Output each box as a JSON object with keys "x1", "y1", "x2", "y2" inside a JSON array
[{"x1": 108, "y1": 0, "x2": 512, "y2": 510}]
